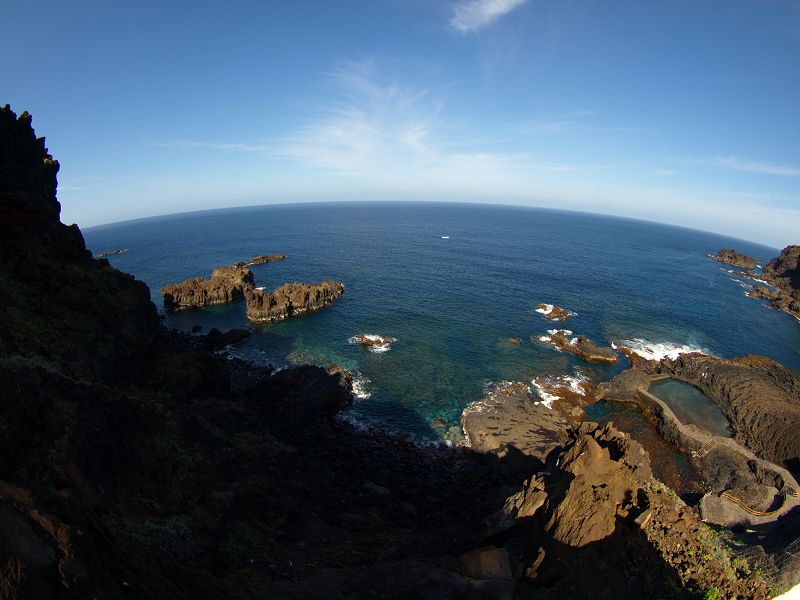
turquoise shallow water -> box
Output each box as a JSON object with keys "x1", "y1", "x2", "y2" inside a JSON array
[{"x1": 83, "y1": 202, "x2": 800, "y2": 440}]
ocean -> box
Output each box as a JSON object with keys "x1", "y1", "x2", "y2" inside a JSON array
[{"x1": 83, "y1": 202, "x2": 800, "y2": 441}]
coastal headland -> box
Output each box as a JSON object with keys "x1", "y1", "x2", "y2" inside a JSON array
[
  {"x1": 712, "y1": 246, "x2": 800, "y2": 321},
  {"x1": 1, "y1": 105, "x2": 798, "y2": 598}
]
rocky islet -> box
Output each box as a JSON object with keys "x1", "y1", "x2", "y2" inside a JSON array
[{"x1": 162, "y1": 251, "x2": 345, "y2": 322}]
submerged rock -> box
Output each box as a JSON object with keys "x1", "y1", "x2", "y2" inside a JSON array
[{"x1": 245, "y1": 280, "x2": 344, "y2": 323}]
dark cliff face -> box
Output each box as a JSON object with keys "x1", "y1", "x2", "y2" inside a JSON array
[
  {"x1": 764, "y1": 245, "x2": 800, "y2": 290},
  {"x1": 0, "y1": 105, "x2": 160, "y2": 385},
  {"x1": 0, "y1": 105, "x2": 61, "y2": 233}
]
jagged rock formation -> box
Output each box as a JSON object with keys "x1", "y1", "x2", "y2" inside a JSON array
[
  {"x1": 714, "y1": 245, "x2": 800, "y2": 320},
  {"x1": 488, "y1": 423, "x2": 769, "y2": 599},
  {"x1": 546, "y1": 330, "x2": 618, "y2": 363},
  {"x1": 763, "y1": 245, "x2": 800, "y2": 286},
  {"x1": 546, "y1": 424, "x2": 652, "y2": 547},
  {"x1": 749, "y1": 245, "x2": 800, "y2": 320},
  {"x1": 711, "y1": 248, "x2": 758, "y2": 269},
  {"x1": 245, "y1": 280, "x2": 344, "y2": 323},
  {"x1": 0, "y1": 105, "x2": 160, "y2": 384},
  {"x1": 162, "y1": 265, "x2": 255, "y2": 310},
  {"x1": 536, "y1": 304, "x2": 572, "y2": 321}
]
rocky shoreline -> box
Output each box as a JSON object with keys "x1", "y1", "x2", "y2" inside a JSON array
[
  {"x1": 712, "y1": 245, "x2": 800, "y2": 321},
  {"x1": 1, "y1": 104, "x2": 796, "y2": 598}
]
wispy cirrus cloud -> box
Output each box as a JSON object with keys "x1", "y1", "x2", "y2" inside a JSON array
[
  {"x1": 449, "y1": 0, "x2": 527, "y2": 33},
  {"x1": 148, "y1": 140, "x2": 270, "y2": 152},
  {"x1": 271, "y1": 58, "x2": 575, "y2": 182},
  {"x1": 710, "y1": 156, "x2": 800, "y2": 177}
]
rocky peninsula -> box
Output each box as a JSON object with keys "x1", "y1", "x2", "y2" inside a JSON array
[
  {"x1": 711, "y1": 248, "x2": 759, "y2": 270},
  {"x1": 235, "y1": 253, "x2": 287, "y2": 267},
  {"x1": 1, "y1": 104, "x2": 792, "y2": 598},
  {"x1": 748, "y1": 245, "x2": 800, "y2": 320},
  {"x1": 712, "y1": 245, "x2": 800, "y2": 321}
]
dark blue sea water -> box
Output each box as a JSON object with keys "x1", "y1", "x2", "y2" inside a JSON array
[{"x1": 83, "y1": 202, "x2": 800, "y2": 441}]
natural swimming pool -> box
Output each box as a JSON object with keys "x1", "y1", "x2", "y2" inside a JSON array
[{"x1": 648, "y1": 379, "x2": 733, "y2": 438}]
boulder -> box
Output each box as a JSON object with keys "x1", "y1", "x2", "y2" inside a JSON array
[
  {"x1": 545, "y1": 427, "x2": 647, "y2": 547},
  {"x1": 458, "y1": 546, "x2": 512, "y2": 580}
]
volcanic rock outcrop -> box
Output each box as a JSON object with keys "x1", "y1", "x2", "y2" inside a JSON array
[
  {"x1": 711, "y1": 248, "x2": 758, "y2": 269},
  {"x1": 715, "y1": 245, "x2": 800, "y2": 320},
  {"x1": 162, "y1": 265, "x2": 255, "y2": 310},
  {"x1": 536, "y1": 304, "x2": 572, "y2": 321},
  {"x1": 487, "y1": 422, "x2": 770, "y2": 599},
  {"x1": 651, "y1": 353, "x2": 800, "y2": 473},
  {"x1": 461, "y1": 381, "x2": 569, "y2": 463},
  {"x1": 749, "y1": 245, "x2": 800, "y2": 320},
  {"x1": 545, "y1": 330, "x2": 618, "y2": 364},
  {"x1": 235, "y1": 253, "x2": 287, "y2": 267},
  {"x1": 245, "y1": 280, "x2": 344, "y2": 323}
]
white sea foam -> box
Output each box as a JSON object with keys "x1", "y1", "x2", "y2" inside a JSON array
[
  {"x1": 537, "y1": 329, "x2": 576, "y2": 351},
  {"x1": 351, "y1": 372, "x2": 372, "y2": 400},
  {"x1": 529, "y1": 372, "x2": 588, "y2": 409},
  {"x1": 535, "y1": 303, "x2": 576, "y2": 321},
  {"x1": 729, "y1": 277, "x2": 752, "y2": 289},
  {"x1": 530, "y1": 382, "x2": 560, "y2": 408},
  {"x1": 255, "y1": 286, "x2": 265, "y2": 291},
  {"x1": 546, "y1": 329, "x2": 572, "y2": 336},
  {"x1": 616, "y1": 338, "x2": 710, "y2": 361}
]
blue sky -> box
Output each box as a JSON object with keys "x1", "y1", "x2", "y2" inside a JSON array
[{"x1": 3, "y1": 0, "x2": 798, "y2": 246}]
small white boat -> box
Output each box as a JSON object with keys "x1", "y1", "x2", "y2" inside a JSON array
[{"x1": 441, "y1": 235, "x2": 450, "y2": 239}]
